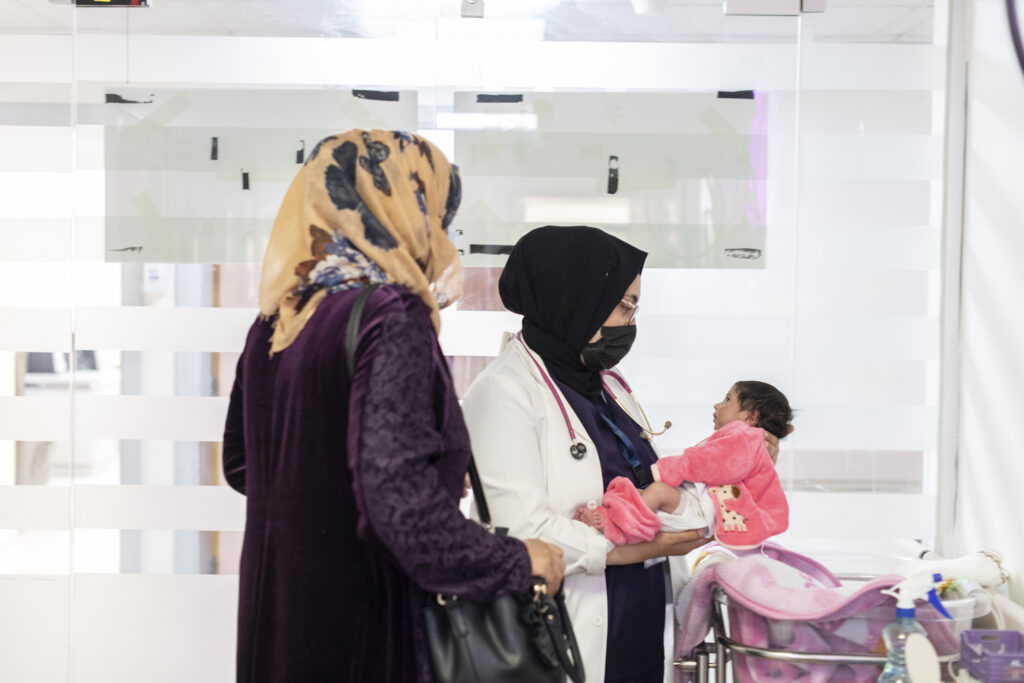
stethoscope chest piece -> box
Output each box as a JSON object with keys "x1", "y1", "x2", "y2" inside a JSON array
[{"x1": 570, "y1": 442, "x2": 587, "y2": 460}]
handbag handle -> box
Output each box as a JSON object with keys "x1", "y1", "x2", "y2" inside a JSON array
[{"x1": 544, "y1": 587, "x2": 586, "y2": 683}]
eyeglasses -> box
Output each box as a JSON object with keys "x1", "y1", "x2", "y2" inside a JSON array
[{"x1": 619, "y1": 298, "x2": 639, "y2": 323}]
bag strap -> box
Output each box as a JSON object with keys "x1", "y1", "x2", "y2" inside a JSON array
[
  {"x1": 466, "y1": 456, "x2": 494, "y2": 530},
  {"x1": 411, "y1": 298, "x2": 585, "y2": 683},
  {"x1": 548, "y1": 590, "x2": 586, "y2": 683},
  {"x1": 345, "y1": 283, "x2": 383, "y2": 378},
  {"x1": 346, "y1": 285, "x2": 510, "y2": 557},
  {"x1": 344, "y1": 282, "x2": 497, "y2": 529}
]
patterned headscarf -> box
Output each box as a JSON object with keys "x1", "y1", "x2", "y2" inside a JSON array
[{"x1": 258, "y1": 130, "x2": 463, "y2": 354}]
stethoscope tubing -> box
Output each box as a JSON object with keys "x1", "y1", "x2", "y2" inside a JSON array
[
  {"x1": 516, "y1": 333, "x2": 649, "y2": 459},
  {"x1": 517, "y1": 332, "x2": 584, "y2": 445}
]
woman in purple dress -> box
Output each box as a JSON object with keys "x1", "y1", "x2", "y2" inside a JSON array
[{"x1": 222, "y1": 130, "x2": 564, "y2": 682}]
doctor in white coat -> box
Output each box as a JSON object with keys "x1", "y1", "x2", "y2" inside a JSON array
[{"x1": 461, "y1": 226, "x2": 710, "y2": 683}]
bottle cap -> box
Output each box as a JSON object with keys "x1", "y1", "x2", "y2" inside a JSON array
[{"x1": 881, "y1": 572, "x2": 953, "y2": 619}]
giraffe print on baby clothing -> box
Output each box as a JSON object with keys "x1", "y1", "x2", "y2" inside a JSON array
[{"x1": 709, "y1": 485, "x2": 748, "y2": 533}]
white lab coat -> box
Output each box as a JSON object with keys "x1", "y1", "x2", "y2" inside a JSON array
[{"x1": 461, "y1": 334, "x2": 680, "y2": 683}]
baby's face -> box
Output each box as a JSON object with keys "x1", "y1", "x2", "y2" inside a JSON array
[{"x1": 713, "y1": 386, "x2": 754, "y2": 431}]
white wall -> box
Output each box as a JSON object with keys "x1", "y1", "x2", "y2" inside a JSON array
[{"x1": 955, "y1": 0, "x2": 1024, "y2": 603}]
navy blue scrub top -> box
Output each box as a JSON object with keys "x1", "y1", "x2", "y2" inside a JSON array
[{"x1": 554, "y1": 377, "x2": 667, "y2": 682}]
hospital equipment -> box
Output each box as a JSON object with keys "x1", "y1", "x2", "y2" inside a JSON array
[{"x1": 674, "y1": 547, "x2": 990, "y2": 682}]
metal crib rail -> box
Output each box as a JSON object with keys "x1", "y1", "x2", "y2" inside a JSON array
[
  {"x1": 674, "y1": 587, "x2": 960, "y2": 682},
  {"x1": 720, "y1": 635, "x2": 960, "y2": 665}
]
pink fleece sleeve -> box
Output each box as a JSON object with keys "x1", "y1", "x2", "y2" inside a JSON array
[{"x1": 654, "y1": 421, "x2": 764, "y2": 487}]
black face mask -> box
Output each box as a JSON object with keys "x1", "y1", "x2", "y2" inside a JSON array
[{"x1": 580, "y1": 325, "x2": 636, "y2": 371}]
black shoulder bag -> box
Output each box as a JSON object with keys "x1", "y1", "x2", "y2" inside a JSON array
[{"x1": 345, "y1": 284, "x2": 585, "y2": 683}]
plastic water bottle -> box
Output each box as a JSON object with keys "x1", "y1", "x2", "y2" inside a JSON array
[
  {"x1": 877, "y1": 609, "x2": 928, "y2": 682},
  {"x1": 876, "y1": 572, "x2": 951, "y2": 682}
]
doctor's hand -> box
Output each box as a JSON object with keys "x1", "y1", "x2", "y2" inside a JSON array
[
  {"x1": 653, "y1": 529, "x2": 712, "y2": 557},
  {"x1": 607, "y1": 529, "x2": 710, "y2": 566},
  {"x1": 524, "y1": 539, "x2": 565, "y2": 592}
]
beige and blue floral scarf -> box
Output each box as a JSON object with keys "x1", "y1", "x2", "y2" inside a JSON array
[{"x1": 258, "y1": 129, "x2": 463, "y2": 354}]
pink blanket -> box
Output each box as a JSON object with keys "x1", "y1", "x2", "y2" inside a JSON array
[{"x1": 675, "y1": 545, "x2": 961, "y2": 682}]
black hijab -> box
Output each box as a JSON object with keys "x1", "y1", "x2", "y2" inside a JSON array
[{"x1": 499, "y1": 225, "x2": 648, "y2": 397}]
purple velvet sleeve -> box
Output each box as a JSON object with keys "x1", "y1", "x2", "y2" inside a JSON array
[
  {"x1": 351, "y1": 309, "x2": 532, "y2": 602},
  {"x1": 222, "y1": 352, "x2": 246, "y2": 494}
]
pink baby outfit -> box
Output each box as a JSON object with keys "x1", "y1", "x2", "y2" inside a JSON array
[
  {"x1": 599, "y1": 421, "x2": 789, "y2": 549},
  {"x1": 596, "y1": 477, "x2": 663, "y2": 545}
]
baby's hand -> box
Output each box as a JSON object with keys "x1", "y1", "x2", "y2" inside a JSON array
[{"x1": 574, "y1": 502, "x2": 605, "y2": 531}]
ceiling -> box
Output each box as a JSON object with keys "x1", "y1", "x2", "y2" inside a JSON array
[{"x1": 0, "y1": 0, "x2": 935, "y2": 43}]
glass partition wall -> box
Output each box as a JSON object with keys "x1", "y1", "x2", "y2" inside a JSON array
[
  {"x1": 0, "y1": 1, "x2": 950, "y2": 680},
  {"x1": 1, "y1": 6, "x2": 76, "y2": 682},
  {"x1": 782, "y1": 9, "x2": 950, "y2": 566}
]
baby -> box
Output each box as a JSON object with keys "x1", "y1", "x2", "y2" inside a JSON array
[{"x1": 576, "y1": 381, "x2": 793, "y2": 550}]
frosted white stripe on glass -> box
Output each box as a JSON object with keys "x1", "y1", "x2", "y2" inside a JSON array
[
  {"x1": 795, "y1": 315, "x2": 937, "y2": 361},
  {"x1": 438, "y1": 309, "x2": 521, "y2": 358},
  {"x1": 795, "y1": 270, "x2": 930, "y2": 316},
  {"x1": 0, "y1": 218, "x2": 72, "y2": 262},
  {"x1": 785, "y1": 492, "x2": 936, "y2": 540},
  {"x1": 101, "y1": 88, "x2": 418, "y2": 130},
  {"x1": 779, "y1": 90, "x2": 934, "y2": 135},
  {"x1": 103, "y1": 170, "x2": 288, "y2": 219},
  {"x1": 83, "y1": 38, "x2": 941, "y2": 92},
  {"x1": 72, "y1": 574, "x2": 236, "y2": 683},
  {"x1": 0, "y1": 486, "x2": 70, "y2": 530},
  {"x1": 0, "y1": 575, "x2": 69, "y2": 683},
  {"x1": 75, "y1": 486, "x2": 245, "y2": 531},
  {"x1": 799, "y1": 136, "x2": 944, "y2": 181},
  {"x1": 454, "y1": 91, "x2": 762, "y2": 135},
  {"x1": 0, "y1": 485, "x2": 246, "y2": 532},
  {"x1": 76, "y1": 306, "x2": 257, "y2": 352},
  {"x1": 617, "y1": 358, "x2": 797, "y2": 403},
  {"x1": 799, "y1": 180, "x2": 932, "y2": 226},
  {"x1": 785, "y1": 405, "x2": 936, "y2": 451},
  {"x1": 0, "y1": 396, "x2": 69, "y2": 440},
  {"x1": 795, "y1": 359, "x2": 927, "y2": 406},
  {"x1": 74, "y1": 396, "x2": 228, "y2": 441},
  {"x1": 0, "y1": 125, "x2": 71, "y2": 172},
  {"x1": 639, "y1": 269, "x2": 796, "y2": 317},
  {"x1": 0, "y1": 262, "x2": 73, "y2": 308},
  {"x1": 645, "y1": 405, "x2": 935, "y2": 453},
  {"x1": 0, "y1": 36, "x2": 73, "y2": 83},
  {"x1": 796, "y1": 226, "x2": 941, "y2": 271},
  {"x1": 0, "y1": 171, "x2": 73, "y2": 219},
  {"x1": 635, "y1": 315, "x2": 793, "y2": 360},
  {"x1": 0, "y1": 308, "x2": 70, "y2": 351},
  {"x1": 800, "y1": 45, "x2": 946, "y2": 91},
  {"x1": 78, "y1": 36, "x2": 801, "y2": 91}
]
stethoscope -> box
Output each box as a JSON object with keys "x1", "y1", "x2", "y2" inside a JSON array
[{"x1": 517, "y1": 333, "x2": 672, "y2": 460}]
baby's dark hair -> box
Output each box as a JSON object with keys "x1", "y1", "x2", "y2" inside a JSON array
[{"x1": 733, "y1": 381, "x2": 793, "y2": 440}]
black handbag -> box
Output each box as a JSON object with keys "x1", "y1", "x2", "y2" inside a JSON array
[
  {"x1": 344, "y1": 284, "x2": 585, "y2": 683},
  {"x1": 421, "y1": 457, "x2": 586, "y2": 683}
]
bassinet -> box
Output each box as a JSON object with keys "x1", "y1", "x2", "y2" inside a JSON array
[{"x1": 674, "y1": 544, "x2": 981, "y2": 682}]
